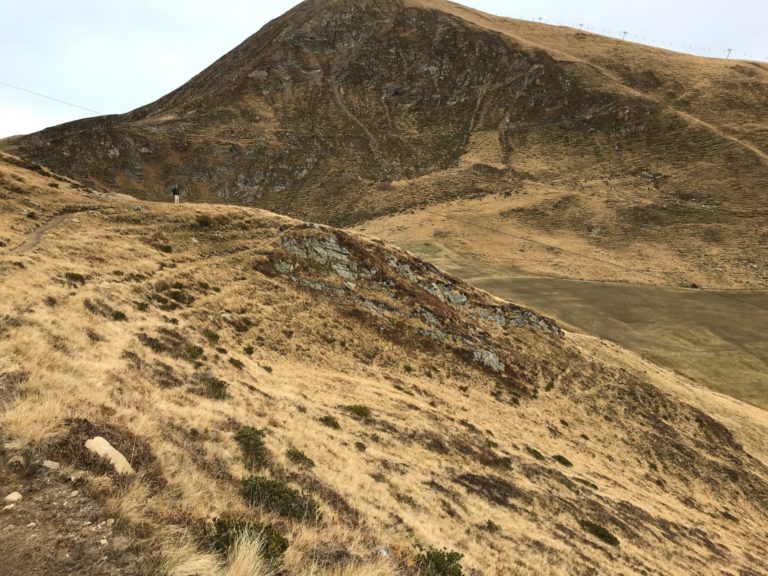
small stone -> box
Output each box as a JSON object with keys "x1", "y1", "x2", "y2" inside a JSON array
[
  {"x1": 69, "y1": 490, "x2": 80, "y2": 498},
  {"x1": 373, "y1": 545, "x2": 389, "y2": 558},
  {"x1": 100, "y1": 538, "x2": 108, "y2": 546},
  {"x1": 111, "y1": 535, "x2": 132, "y2": 553},
  {"x1": 3, "y1": 504, "x2": 15, "y2": 511},
  {"x1": 4, "y1": 492, "x2": 22, "y2": 504},
  {"x1": 106, "y1": 518, "x2": 115, "y2": 526},
  {"x1": 27, "y1": 522, "x2": 36, "y2": 528},
  {"x1": 42, "y1": 460, "x2": 61, "y2": 470}
]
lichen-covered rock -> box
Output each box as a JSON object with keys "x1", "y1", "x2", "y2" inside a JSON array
[{"x1": 473, "y1": 349, "x2": 505, "y2": 373}]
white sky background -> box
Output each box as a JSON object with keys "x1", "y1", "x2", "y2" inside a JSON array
[{"x1": 1, "y1": 0, "x2": 766, "y2": 138}]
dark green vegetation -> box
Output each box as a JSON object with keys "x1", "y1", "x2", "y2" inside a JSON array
[
  {"x1": 580, "y1": 520, "x2": 620, "y2": 547},
  {"x1": 212, "y1": 516, "x2": 288, "y2": 561},
  {"x1": 286, "y1": 447, "x2": 315, "y2": 469},
  {"x1": 553, "y1": 455, "x2": 573, "y2": 467},
  {"x1": 197, "y1": 373, "x2": 229, "y2": 400},
  {"x1": 319, "y1": 415, "x2": 341, "y2": 430},
  {"x1": 417, "y1": 548, "x2": 464, "y2": 576},
  {"x1": 241, "y1": 476, "x2": 319, "y2": 522},
  {"x1": 234, "y1": 426, "x2": 270, "y2": 470},
  {"x1": 344, "y1": 404, "x2": 372, "y2": 419}
]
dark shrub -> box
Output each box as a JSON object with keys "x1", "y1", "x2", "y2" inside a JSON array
[
  {"x1": 354, "y1": 442, "x2": 367, "y2": 452},
  {"x1": 525, "y1": 447, "x2": 545, "y2": 461},
  {"x1": 244, "y1": 345, "x2": 254, "y2": 356},
  {"x1": 198, "y1": 374, "x2": 229, "y2": 400},
  {"x1": 64, "y1": 272, "x2": 86, "y2": 285},
  {"x1": 213, "y1": 515, "x2": 288, "y2": 561},
  {"x1": 203, "y1": 329, "x2": 220, "y2": 344},
  {"x1": 319, "y1": 415, "x2": 341, "y2": 430},
  {"x1": 580, "y1": 520, "x2": 619, "y2": 546},
  {"x1": 553, "y1": 455, "x2": 573, "y2": 467},
  {"x1": 416, "y1": 548, "x2": 464, "y2": 576},
  {"x1": 228, "y1": 357, "x2": 245, "y2": 370},
  {"x1": 188, "y1": 345, "x2": 204, "y2": 360},
  {"x1": 241, "y1": 476, "x2": 319, "y2": 522},
  {"x1": 196, "y1": 214, "x2": 214, "y2": 228},
  {"x1": 286, "y1": 447, "x2": 315, "y2": 468},
  {"x1": 344, "y1": 405, "x2": 371, "y2": 419},
  {"x1": 234, "y1": 426, "x2": 270, "y2": 470}
]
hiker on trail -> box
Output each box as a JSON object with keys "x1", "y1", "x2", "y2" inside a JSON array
[{"x1": 172, "y1": 185, "x2": 180, "y2": 204}]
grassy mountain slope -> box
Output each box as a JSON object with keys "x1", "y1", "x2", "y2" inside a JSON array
[
  {"x1": 2, "y1": 0, "x2": 767, "y2": 288},
  {"x1": 2, "y1": 152, "x2": 768, "y2": 575}
]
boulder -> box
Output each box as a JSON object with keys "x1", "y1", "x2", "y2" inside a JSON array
[
  {"x1": 84, "y1": 436, "x2": 136, "y2": 476},
  {"x1": 4, "y1": 491, "x2": 22, "y2": 504}
]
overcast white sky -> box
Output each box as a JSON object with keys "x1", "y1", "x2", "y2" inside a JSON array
[{"x1": 1, "y1": 0, "x2": 766, "y2": 138}]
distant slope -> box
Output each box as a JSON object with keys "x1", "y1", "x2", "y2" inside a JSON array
[
  {"x1": 2, "y1": 151, "x2": 768, "y2": 575},
  {"x1": 2, "y1": 0, "x2": 767, "y2": 287}
]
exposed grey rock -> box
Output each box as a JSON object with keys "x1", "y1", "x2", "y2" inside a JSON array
[
  {"x1": 476, "y1": 306, "x2": 507, "y2": 327},
  {"x1": 420, "y1": 309, "x2": 442, "y2": 327},
  {"x1": 273, "y1": 259, "x2": 296, "y2": 274},
  {"x1": 332, "y1": 262, "x2": 358, "y2": 281},
  {"x1": 446, "y1": 291, "x2": 468, "y2": 306},
  {"x1": 473, "y1": 349, "x2": 505, "y2": 372}
]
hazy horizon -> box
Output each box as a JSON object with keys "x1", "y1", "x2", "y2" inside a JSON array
[{"x1": 1, "y1": 0, "x2": 766, "y2": 138}]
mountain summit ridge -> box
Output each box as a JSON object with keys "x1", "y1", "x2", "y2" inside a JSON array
[{"x1": 3, "y1": 0, "x2": 767, "y2": 288}]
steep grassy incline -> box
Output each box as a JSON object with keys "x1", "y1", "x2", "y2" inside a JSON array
[{"x1": 2, "y1": 152, "x2": 768, "y2": 575}]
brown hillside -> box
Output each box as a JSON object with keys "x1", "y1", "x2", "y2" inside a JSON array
[
  {"x1": 2, "y1": 153, "x2": 768, "y2": 575},
  {"x1": 2, "y1": 0, "x2": 767, "y2": 288}
]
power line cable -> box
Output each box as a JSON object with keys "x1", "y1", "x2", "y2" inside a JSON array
[{"x1": 0, "y1": 81, "x2": 103, "y2": 115}]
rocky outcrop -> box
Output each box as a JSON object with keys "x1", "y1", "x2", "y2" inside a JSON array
[{"x1": 260, "y1": 225, "x2": 562, "y2": 385}]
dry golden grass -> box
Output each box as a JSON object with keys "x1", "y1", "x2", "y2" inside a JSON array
[{"x1": 1, "y1": 152, "x2": 767, "y2": 575}]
